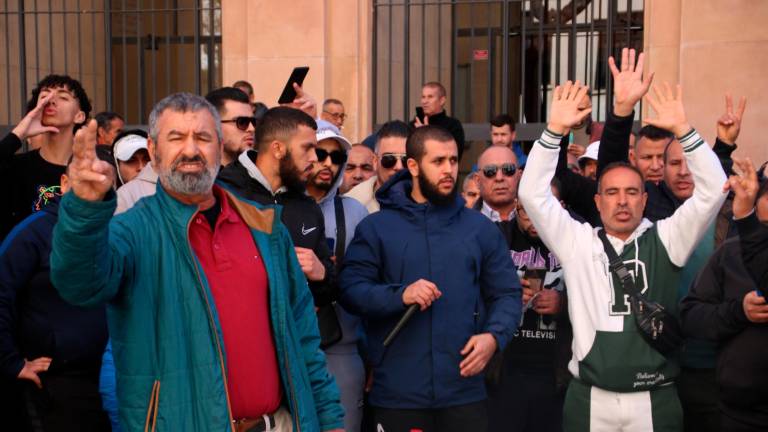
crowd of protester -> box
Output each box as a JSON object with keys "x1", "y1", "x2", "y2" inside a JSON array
[{"x1": 0, "y1": 45, "x2": 766, "y2": 432}]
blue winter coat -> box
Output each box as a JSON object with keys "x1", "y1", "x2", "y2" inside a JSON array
[
  {"x1": 339, "y1": 170, "x2": 522, "y2": 409},
  {"x1": 50, "y1": 183, "x2": 343, "y2": 431}
]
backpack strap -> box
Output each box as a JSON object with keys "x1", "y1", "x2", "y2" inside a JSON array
[
  {"x1": 333, "y1": 195, "x2": 347, "y2": 267},
  {"x1": 597, "y1": 229, "x2": 641, "y2": 296}
]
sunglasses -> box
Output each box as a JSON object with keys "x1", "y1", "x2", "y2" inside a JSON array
[
  {"x1": 481, "y1": 163, "x2": 517, "y2": 178},
  {"x1": 315, "y1": 148, "x2": 347, "y2": 165},
  {"x1": 221, "y1": 116, "x2": 258, "y2": 131},
  {"x1": 380, "y1": 153, "x2": 408, "y2": 169}
]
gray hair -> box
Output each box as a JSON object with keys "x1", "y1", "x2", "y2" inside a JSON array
[
  {"x1": 462, "y1": 172, "x2": 479, "y2": 191},
  {"x1": 148, "y1": 92, "x2": 223, "y2": 143}
]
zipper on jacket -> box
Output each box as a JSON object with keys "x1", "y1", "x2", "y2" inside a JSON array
[
  {"x1": 186, "y1": 218, "x2": 236, "y2": 431},
  {"x1": 283, "y1": 344, "x2": 302, "y2": 432},
  {"x1": 143, "y1": 380, "x2": 161, "y2": 432}
]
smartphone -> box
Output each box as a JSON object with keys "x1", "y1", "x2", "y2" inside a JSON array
[
  {"x1": 415, "y1": 106, "x2": 425, "y2": 123},
  {"x1": 523, "y1": 268, "x2": 546, "y2": 293},
  {"x1": 277, "y1": 66, "x2": 310, "y2": 104}
]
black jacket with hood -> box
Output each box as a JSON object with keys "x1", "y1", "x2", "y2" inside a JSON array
[{"x1": 217, "y1": 150, "x2": 337, "y2": 305}]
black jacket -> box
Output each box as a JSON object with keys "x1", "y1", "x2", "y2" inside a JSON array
[
  {"x1": 736, "y1": 212, "x2": 768, "y2": 290},
  {"x1": 0, "y1": 198, "x2": 108, "y2": 379},
  {"x1": 680, "y1": 235, "x2": 768, "y2": 427},
  {"x1": 217, "y1": 154, "x2": 338, "y2": 305},
  {"x1": 409, "y1": 110, "x2": 466, "y2": 160}
]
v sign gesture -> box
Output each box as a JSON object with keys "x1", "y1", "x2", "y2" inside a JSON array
[
  {"x1": 717, "y1": 94, "x2": 747, "y2": 145},
  {"x1": 68, "y1": 119, "x2": 115, "y2": 202},
  {"x1": 610, "y1": 47, "x2": 654, "y2": 116}
]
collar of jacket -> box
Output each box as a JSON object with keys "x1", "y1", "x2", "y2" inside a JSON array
[
  {"x1": 375, "y1": 169, "x2": 464, "y2": 219},
  {"x1": 152, "y1": 180, "x2": 280, "y2": 235}
]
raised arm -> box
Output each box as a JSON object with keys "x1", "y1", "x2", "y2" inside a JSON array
[
  {"x1": 597, "y1": 47, "x2": 653, "y2": 175},
  {"x1": 649, "y1": 84, "x2": 728, "y2": 266},
  {"x1": 730, "y1": 157, "x2": 768, "y2": 289},
  {"x1": 519, "y1": 81, "x2": 594, "y2": 262},
  {"x1": 50, "y1": 121, "x2": 128, "y2": 307},
  {"x1": 713, "y1": 94, "x2": 747, "y2": 176}
]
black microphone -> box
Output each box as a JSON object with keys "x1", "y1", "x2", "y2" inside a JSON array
[{"x1": 383, "y1": 304, "x2": 419, "y2": 347}]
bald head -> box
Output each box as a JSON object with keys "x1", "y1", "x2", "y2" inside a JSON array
[
  {"x1": 478, "y1": 145, "x2": 518, "y2": 168},
  {"x1": 477, "y1": 145, "x2": 521, "y2": 215}
]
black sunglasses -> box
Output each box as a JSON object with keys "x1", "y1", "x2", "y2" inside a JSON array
[
  {"x1": 315, "y1": 148, "x2": 347, "y2": 165},
  {"x1": 221, "y1": 116, "x2": 258, "y2": 131},
  {"x1": 380, "y1": 153, "x2": 408, "y2": 169},
  {"x1": 481, "y1": 163, "x2": 517, "y2": 178}
]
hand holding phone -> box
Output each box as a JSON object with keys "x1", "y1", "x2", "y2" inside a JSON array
[{"x1": 278, "y1": 67, "x2": 310, "y2": 104}]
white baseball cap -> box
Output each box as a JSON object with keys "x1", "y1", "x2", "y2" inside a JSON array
[
  {"x1": 315, "y1": 119, "x2": 351, "y2": 151},
  {"x1": 113, "y1": 134, "x2": 149, "y2": 161},
  {"x1": 578, "y1": 141, "x2": 600, "y2": 163}
]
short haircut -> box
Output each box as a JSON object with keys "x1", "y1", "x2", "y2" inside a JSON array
[
  {"x1": 148, "y1": 93, "x2": 222, "y2": 143},
  {"x1": 253, "y1": 102, "x2": 269, "y2": 120},
  {"x1": 423, "y1": 81, "x2": 447, "y2": 98},
  {"x1": 95, "y1": 111, "x2": 124, "y2": 131},
  {"x1": 490, "y1": 113, "x2": 516, "y2": 131},
  {"x1": 28, "y1": 74, "x2": 92, "y2": 132},
  {"x1": 597, "y1": 162, "x2": 646, "y2": 193},
  {"x1": 254, "y1": 106, "x2": 317, "y2": 151},
  {"x1": 205, "y1": 87, "x2": 251, "y2": 114},
  {"x1": 323, "y1": 98, "x2": 343, "y2": 108},
  {"x1": 406, "y1": 125, "x2": 455, "y2": 163},
  {"x1": 232, "y1": 80, "x2": 254, "y2": 96},
  {"x1": 637, "y1": 125, "x2": 674, "y2": 142},
  {"x1": 375, "y1": 120, "x2": 411, "y2": 153}
]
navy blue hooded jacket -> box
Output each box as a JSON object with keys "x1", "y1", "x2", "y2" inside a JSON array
[
  {"x1": 0, "y1": 198, "x2": 108, "y2": 380},
  {"x1": 339, "y1": 170, "x2": 522, "y2": 409}
]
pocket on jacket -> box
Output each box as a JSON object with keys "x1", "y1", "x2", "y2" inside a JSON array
[{"x1": 144, "y1": 379, "x2": 160, "y2": 432}]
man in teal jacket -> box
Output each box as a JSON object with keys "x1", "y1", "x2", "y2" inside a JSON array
[{"x1": 50, "y1": 93, "x2": 343, "y2": 432}]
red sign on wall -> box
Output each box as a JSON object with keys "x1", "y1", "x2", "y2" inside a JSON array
[{"x1": 473, "y1": 49, "x2": 489, "y2": 61}]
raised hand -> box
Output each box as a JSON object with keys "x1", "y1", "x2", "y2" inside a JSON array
[
  {"x1": 610, "y1": 47, "x2": 654, "y2": 117},
  {"x1": 644, "y1": 82, "x2": 691, "y2": 137},
  {"x1": 69, "y1": 119, "x2": 115, "y2": 202},
  {"x1": 729, "y1": 157, "x2": 759, "y2": 219},
  {"x1": 717, "y1": 94, "x2": 747, "y2": 145},
  {"x1": 547, "y1": 80, "x2": 592, "y2": 135},
  {"x1": 11, "y1": 92, "x2": 60, "y2": 140},
  {"x1": 281, "y1": 83, "x2": 318, "y2": 118}
]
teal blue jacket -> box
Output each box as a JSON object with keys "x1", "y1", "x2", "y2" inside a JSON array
[{"x1": 50, "y1": 183, "x2": 343, "y2": 432}]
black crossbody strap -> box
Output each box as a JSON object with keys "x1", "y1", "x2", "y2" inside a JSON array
[
  {"x1": 597, "y1": 229, "x2": 641, "y2": 296},
  {"x1": 333, "y1": 195, "x2": 346, "y2": 267}
]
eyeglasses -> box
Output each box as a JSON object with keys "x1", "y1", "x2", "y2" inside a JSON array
[
  {"x1": 380, "y1": 153, "x2": 408, "y2": 169},
  {"x1": 315, "y1": 148, "x2": 347, "y2": 165},
  {"x1": 323, "y1": 111, "x2": 347, "y2": 121},
  {"x1": 481, "y1": 163, "x2": 517, "y2": 178},
  {"x1": 221, "y1": 116, "x2": 258, "y2": 131}
]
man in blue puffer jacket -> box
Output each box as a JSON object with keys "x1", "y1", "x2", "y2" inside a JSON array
[{"x1": 340, "y1": 125, "x2": 522, "y2": 432}]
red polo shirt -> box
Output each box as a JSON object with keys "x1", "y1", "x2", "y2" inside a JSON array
[{"x1": 188, "y1": 186, "x2": 282, "y2": 419}]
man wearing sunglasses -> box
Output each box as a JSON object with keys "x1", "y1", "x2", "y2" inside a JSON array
[
  {"x1": 474, "y1": 146, "x2": 521, "y2": 222},
  {"x1": 306, "y1": 120, "x2": 369, "y2": 432},
  {"x1": 320, "y1": 99, "x2": 346, "y2": 130},
  {"x1": 205, "y1": 87, "x2": 257, "y2": 167},
  {"x1": 345, "y1": 120, "x2": 410, "y2": 213}
]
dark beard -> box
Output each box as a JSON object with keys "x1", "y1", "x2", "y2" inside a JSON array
[
  {"x1": 418, "y1": 174, "x2": 457, "y2": 207},
  {"x1": 278, "y1": 150, "x2": 307, "y2": 192},
  {"x1": 309, "y1": 168, "x2": 335, "y2": 192}
]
